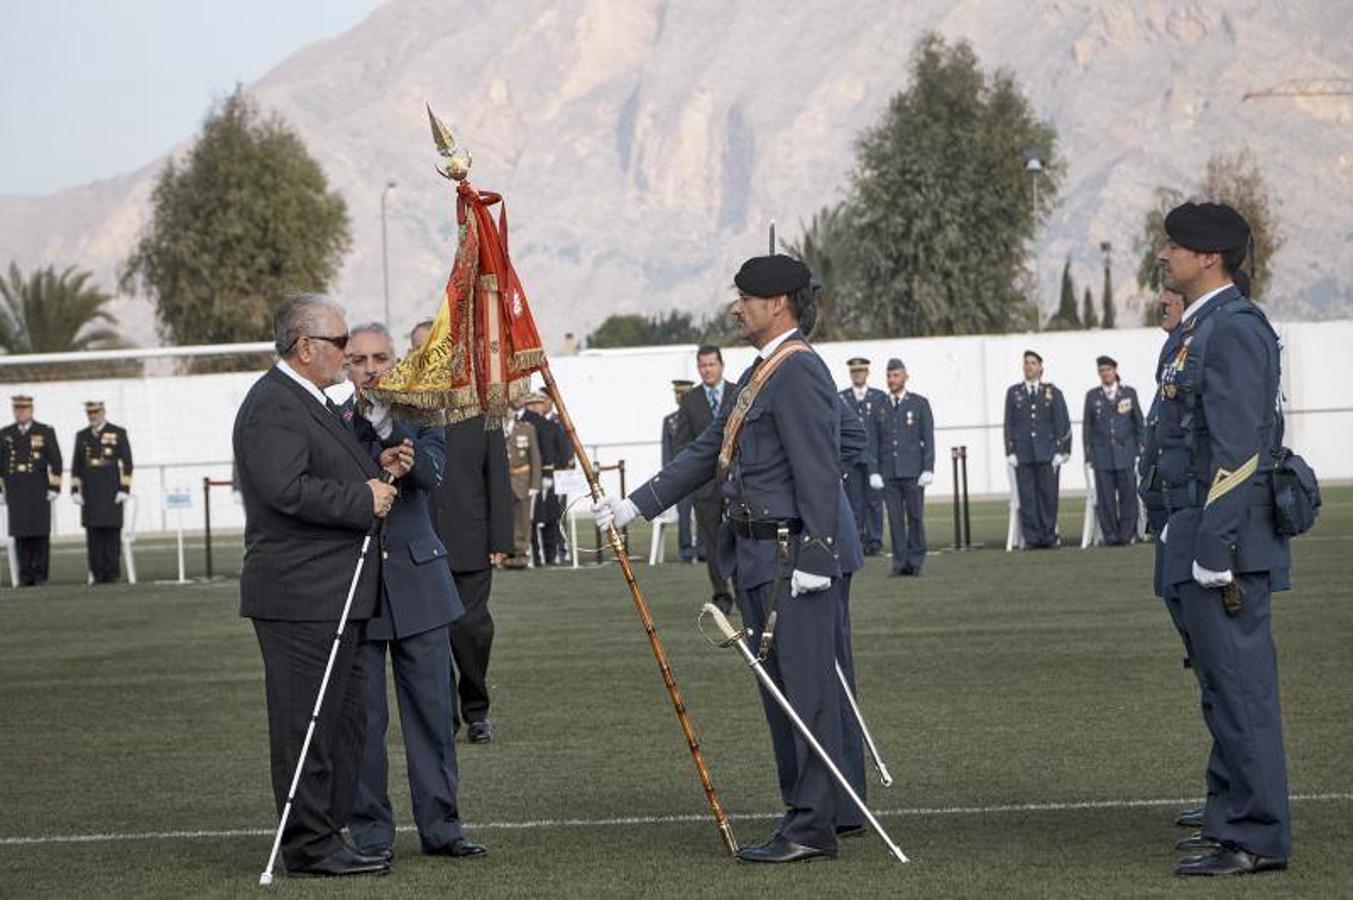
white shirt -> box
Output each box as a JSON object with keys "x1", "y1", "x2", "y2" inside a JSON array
[
  {"x1": 890, "y1": 389, "x2": 908, "y2": 407},
  {"x1": 705, "y1": 383, "x2": 722, "y2": 410},
  {"x1": 852, "y1": 386, "x2": 867, "y2": 402},
  {"x1": 757, "y1": 327, "x2": 799, "y2": 360},
  {"x1": 1102, "y1": 384, "x2": 1118, "y2": 401},
  {"x1": 1182, "y1": 282, "x2": 1234, "y2": 325},
  {"x1": 1024, "y1": 379, "x2": 1040, "y2": 396},
  {"x1": 276, "y1": 359, "x2": 329, "y2": 407}
]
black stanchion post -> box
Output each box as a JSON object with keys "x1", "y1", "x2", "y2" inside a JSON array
[
  {"x1": 960, "y1": 445, "x2": 972, "y2": 548},
  {"x1": 203, "y1": 476, "x2": 213, "y2": 579},
  {"x1": 592, "y1": 458, "x2": 603, "y2": 566},
  {"x1": 618, "y1": 459, "x2": 629, "y2": 556},
  {"x1": 950, "y1": 447, "x2": 962, "y2": 549}
]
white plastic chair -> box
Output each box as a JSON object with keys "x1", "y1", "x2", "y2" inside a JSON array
[
  {"x1": 647, "y1": 504, "x2": 679, "y2": 565},
  {"x1": 121, "y1": 494, "x2": 139, "y2": 584},
  {"x1": 1, "y1": 502, "x2": 15, "y2": 588},
  {"x1": 1081, "y1": 463, "x2": 1103, "y2": 549},
  {"x1": 1005, "y1": 462, "x2": 1025, "y2": 552}
]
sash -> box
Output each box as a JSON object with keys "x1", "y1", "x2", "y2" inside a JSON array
[{"x1": 718, "y1": 340, "x2": 810, "y2": 472}]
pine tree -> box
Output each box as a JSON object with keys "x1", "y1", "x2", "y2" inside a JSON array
[
  {"x1": 1082, "y1": 286, "x2": 1098, "y2": 329},
  {"x1": 1100, "y1": 248, "x2": 1116, "y2": 328},
  {"x1": 1045, "y1": 258, "x2": 1081, "y2": 330}
]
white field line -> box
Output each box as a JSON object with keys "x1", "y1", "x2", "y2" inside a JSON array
[{"x1": 2, "y1": 792, "x2": 1349, "y2": 848}]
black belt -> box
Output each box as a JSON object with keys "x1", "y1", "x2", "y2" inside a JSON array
[{"x1": 726, "y1": 516, "x2": 803, "y2": 541}]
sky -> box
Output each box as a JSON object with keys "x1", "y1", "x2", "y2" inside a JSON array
[{"x1": 0, "y1": 0, "x2": 385, "y2": 196}]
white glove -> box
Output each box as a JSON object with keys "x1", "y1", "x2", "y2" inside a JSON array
[
  {"x1": 72, "y1": 493, "x2": 83, "y2": 506},
  {"x1": 1051, "y1": 453, "x2": 1068, "y2": 469},
  {"x1": 541, "y1": 476, "x2": 553, "y2": 491},
  {"x1": 47, "y1": 490, "x2": 59, "y2": 502},
  {"x1": 918, "y1": 471, "x2": 934, "y2": 487},
  {"x1": 1192, "y1": 561, "x2": 1234, "y2": 588},
  {"x1": 791, "y1": 569, "x2": 831, "y2": 597},
  {"x1": 115, "y1": 492, "x2": 129, "y2": 505},
  {"x1": 592, "y1": 495, "x2": 639, "y2": 531},
  {"x1": 868, "y1": 473, "x2": 884, "y2": 490},
  {"x1": 367, "y1": 398, "x2": 393, "y2": 440},
  {"x1": 1006, "y1": 454, "x2": 1019, "y2": 467},
  {"x1": 1159, "y1": 523, "x2": 1169, "y2": 544}
]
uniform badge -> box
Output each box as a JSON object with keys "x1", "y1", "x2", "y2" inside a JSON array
[
  {"x1": 1163, "y1": 384, "x2": 1178, "y2": 399},
  {"x1": 906, "y1": 410, "x2": 915, "y2": 426},
  {"x1": 1043, "y1": 387, "x2": 1053, "y2": 402},
  {"x1": 516, "y1": 435, "x2": 528, "y2": 449},
  {"x1": 31, "y1": 434, "x2": 44, "y2": 448},
  {"x1": 1116, "y1": 398, "x2": 1132, "y2": 415}
]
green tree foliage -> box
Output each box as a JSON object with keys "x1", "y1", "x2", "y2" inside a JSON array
[
  {"x1": 1045, "y1": 258, "x2": 1081, "y2": 330},
  {"x1": 783, "y1": 204, "x2": 854, "y2": 341},
  {"x1": 122, "y1": 86, "x2": 350, "y2": 346},
  {"x1": 0, "y1": 263, "x2": 122, "y2": 353},
  {"x1": 844, "y1": 33, "x2": 1061, "y2": 336},
  {"x1": 587, "y1": 311, "x2": 702, "y2": 348},
  {"x1": 1081, "y1": 286, "x2": 1098, "y2": 329}
]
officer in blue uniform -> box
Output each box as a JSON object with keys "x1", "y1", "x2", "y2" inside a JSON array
[
  {"x1": 662, "y1": 379, "x2": 701, "y2": 563},
  {"x1": 71, "y1": 401, "x2": 134, "y2": 582},
  {"x1": 1083, "y1": 356, "x2": 1143, "y2": 546},
  {"x1": 871, "y1": 358, "x2": 934, "y2": 574},
  {"x1": 1003, "y1": 351, "x2": 1071, "y2": 548},
  {"x1": 1147, "y1": 202, "x2": 1291, "y2": 877},
  {"x1": 838, "y1": 358, "x2": 887, "y2": 555},
  {"x1": 0, "y1": 395, "x2": 62, "y2": 585},
  {"x1": 595, "y1": 254, "x2": 845, "y2": 863},
  {"x1": 342, "y1": 324, "x2": 487, "y2": 862}
]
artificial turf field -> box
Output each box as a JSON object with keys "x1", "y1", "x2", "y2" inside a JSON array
[{"x1": 2, "y1": 488, "x2": 1351, "y2": 898}]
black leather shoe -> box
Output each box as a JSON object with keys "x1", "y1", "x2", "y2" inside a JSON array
[
  {"x1": 736, "y1": 835, "x2": 836, "y2": 864},
  {"x1": 835, "y1": 824, "x2": 866, "y2": 838},
  {"x1": 467, "y1": 720, "x2": 495, "y2": 743},
  {"x1": 288, "y1": 846, "x2": 391, "y2": 878},
  {"x1": 1175, "y1": 831, "x2": 1221, "y2": 852},
  {"x1": 1174, "y1": 806, "x2": 1205, "y2": 829},
  {"x1": 1174, "y1": 846, "x2": 1287, "y2": 876},
  {"x1": 426, "y1": 837, "x2": 488, "y2": 858},
  {"x1": 712, "y1": 593, "x2": 734, "y2": 615}
]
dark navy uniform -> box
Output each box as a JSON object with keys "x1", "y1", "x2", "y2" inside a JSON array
[
  {"x1": 1004, "y1": 381, "x2": 1070, "y2": 547},
  {"x1": 1082, "y1": 382, "x2": 1143, "y2": 545},
  {"x1": 630, "y1": 329, "x2": 844, "y2": 853},
  {"x1": 832, "y1": 397, "x2": 869, "y2": 831},
  {"x1": 71, "y1": 418, "x2": 133, "y2": 583},
  {"x1": 661, "y1": 406, "x2": 698, "y2": 562},
  {"x1": 838, "y1": 384, "x2": 887, "y2": 553},
  {"x1": 1148, "y1": 285, "x2": 1291, "y2": 861},
  {"x1": 1, "y1": 412, "x2": 63, "y2": 585},
  {"x1": 871, "y1": 391, "x2": 934, "y2": 574}
]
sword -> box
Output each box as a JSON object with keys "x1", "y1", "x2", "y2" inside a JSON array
[
  {"x1": 835, "y1": 661, "x2": 894, "y2": 787},
  {"x1": 700, "y1": 603, "x2": 909, "y2": 863}
]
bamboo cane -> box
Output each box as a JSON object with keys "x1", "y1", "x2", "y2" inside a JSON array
[{"x1": 538, "y1": 358, "x2": 739, "y2": 858}]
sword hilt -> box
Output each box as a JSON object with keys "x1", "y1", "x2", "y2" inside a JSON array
[{"x1": 701, "y1": 603, "x2": 749, "y2": 648}]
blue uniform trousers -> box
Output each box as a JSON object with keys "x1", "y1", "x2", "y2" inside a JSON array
[
  {"x1": 843, "y1": 463, "x2": 883, "y2": 553},
  {"x1": 833, "y1": 573, "x2": 866, "y2": 830},
  {"x1": 351, "y1": 624, "x2": 466, "y2": 853},
  {"x1": 1176, "y1": 573, "x2": 1290, "y2": 859},
  {"x1": 676, "y1": 495, "x2": 698, "y2": 561},
  {"x1": 1093, "y1": 467, "x2": 1138, "y2": 545},
  {"x1": 1015, "y1": 462, "x2": 1060, "y2": 547},
  {"x1": 883, "y1": 477, "x2": 926, "y2": 572},
  {"x1": 738, "y1": 578, "x2": 843, "y2": 851}
]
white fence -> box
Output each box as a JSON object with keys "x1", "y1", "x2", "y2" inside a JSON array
[{"x1": 2, "y1": 322, "x2": 1348, "y2": 537}]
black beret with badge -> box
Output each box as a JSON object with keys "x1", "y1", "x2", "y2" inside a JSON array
[{"x1": 734, "y1": 254, "x2": 812, "y2": 298}]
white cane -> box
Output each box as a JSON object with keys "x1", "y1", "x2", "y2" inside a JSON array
[
  {"x1": 258, "y1": 479, "x2": 389, "y2": 886},
  {"x1": 835, "y1": 661, "x2": 894, "y2": 787},
  {"x1": 701, "y1": 604, "x2": 909, "y2": 863}
]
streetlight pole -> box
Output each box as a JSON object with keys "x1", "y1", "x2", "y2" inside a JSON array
[
  {"x1": 1024, "y1": 155, "x2": 1044, "y2": 329},
  {"x1": 380, "y1": 180, "x2": 397, "y2": 326}
]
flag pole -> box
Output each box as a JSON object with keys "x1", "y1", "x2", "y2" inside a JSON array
[{"x1": 538, "y1": 358, "x2": 739, "y2": 858}]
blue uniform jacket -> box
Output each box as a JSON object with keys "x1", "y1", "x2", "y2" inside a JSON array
[
  {"x1": 870, "y1": 392, "x2": 934, "y2": 479},
  {"x1": 630, "y1": 333, "x2": 842, "y2": 590},
  {"x1": 838, "y1": 386, "x2": 887, "y2": 474},
  {"x1": 835, "y1": 397, "x2": 867, "y2": 575},
  {"x1": 661, "y1": 409, "x2": 680, "y2": 466},
  {"x1": 1004, "y1": 382, "x2": 1071, "y2": 463},
  {"x1": 1082, "y1": 384, "x2": 1143, "y2": 471},
  {"x1": 367, "y1": 421, "x2": 465, "y2": 640},
  {"x1": 1151, "y1": 287, "x2": 1289, "y2": 592}
]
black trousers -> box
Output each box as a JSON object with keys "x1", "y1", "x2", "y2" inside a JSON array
[
  {"x1": 676, "y1": 496, "x2": 700, "y2": 561},
  {"x1": 883, "y1": 477, "x2": 926, "y2": 573},
  {"x1": 694, "y1": 495, "x2": 732, "y2": 600},
  {"x1": 1093, "y1": 467, "x2": 1138, "y2": 545},
  {"x1": 86, "y1": 527, "x2": 121, "y2": 583},
  {"x1": 449, "y1": 568, "x2": 495, "y2": 727},
  {"x1": 531, "y1": 489, "x2": 566, "y2": 565},
  {"x1": 351, "y1": 625, "x2": 464, "y2": 853},
  {"x1": 843, "y1": 463, "x2": 884, "y2": 552},
  {"x1": 15, "y1": 536, "x2": 49, "y2": 585},
  {"x1": 252, "y1": 618, "x2": 367, "y2": 870},
  {"x1": 1015, "y1": 462, "x2": 1060, "y2": 547}
]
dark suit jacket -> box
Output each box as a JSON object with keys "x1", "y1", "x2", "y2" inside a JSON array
[
  {"x1": 431, "y1": 415, "x2": 515, "y2": 574},
  {"x1": 673, "y1": 378, "x2": 738, "y2": 501},
  {"x1": 233, "y1": 367, "x2": 381, "y2": 621}
]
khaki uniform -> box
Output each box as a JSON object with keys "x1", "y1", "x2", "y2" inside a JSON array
[{"x1": 504, "y1": 417, "x2": 541, "y2": 565}]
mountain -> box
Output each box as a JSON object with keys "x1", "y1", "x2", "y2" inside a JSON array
[{"x1": 2, "y1": 0, "x2": 1350, "y2": 348}]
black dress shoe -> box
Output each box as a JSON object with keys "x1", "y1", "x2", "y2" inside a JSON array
[
  {"x1": 1175, "y1": 831, "x2": 1221, "y2": 852},
  {"x1": 712, "y1": 593, "x2": 734, "y2": 615},
  {"x1": 288, "y1": 846, "x2": 391, "y2": 878},
  {"x1": 835, "y1": 824, "x2": 866, "y2": 838},
  {"x1": 1174, "y1": 806, "x2": 1205, "y2": 829},
  {"x1": 467, "y1": 720, "x2": 495, "y2": 743},
  {"x1": 426, "y1": 837, "x2": 488, "y2": 858},
  {"x1": 736, "y1": 835, "x2": 836, "y2": 864},
  {"x1": 1174, "y1": 845, "x2": 1287, "y2": 876}
]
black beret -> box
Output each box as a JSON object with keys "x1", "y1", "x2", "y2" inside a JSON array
[
  {"x1": 1164, "y1": 202, "x2": 1250, "y2": 253},
  {"x1": 846, "y1": 357, "x2": 870, "y2": 367},
  {"x1": 1096, "y1": 355, "x2": 1117, "y2": 368},
  {"x1": 734, "y1": 254, "x2": 812, "y2": 298},
  {"x1": 1023, "y1": 349, "x2": 1043, "y2": 363}
]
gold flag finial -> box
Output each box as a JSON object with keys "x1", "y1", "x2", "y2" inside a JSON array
[{"x1": 426, "y1": 102, "x2": 472, "y2": 181}]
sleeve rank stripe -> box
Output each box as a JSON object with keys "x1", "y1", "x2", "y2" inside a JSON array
[{"x1": 1205, "y1": 452, "x2": 1259, "y2": 508}]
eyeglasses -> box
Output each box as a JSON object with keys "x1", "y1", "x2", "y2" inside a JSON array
[{"x1": 283, "y1": 333, "x2": 350, "y2": 354}]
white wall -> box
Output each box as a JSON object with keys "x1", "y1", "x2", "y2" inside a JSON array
[{"x1": 5, "y1": 320, "x2": 1349, "y2": 536}]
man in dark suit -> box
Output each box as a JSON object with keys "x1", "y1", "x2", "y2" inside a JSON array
[
  {"x1": 1083, "y1": 356, "x2": 1144, "y2": 545},
  {"x1": 342, "y1": 323, "x2": 486, "y2": 861},
  {"x1": 70, "y1": 401, "x2": 133, "y2": 583},
  {"x1": 233, "y1": 294, "x2": 398, "y2": 878},
  {"x1": 0, "y1": 395, "x2": 62, "y2": 585},
  {"x1": 674, "y1": 344, "x2": 737, "y2": 613},
  {"x1": 414, "y1": 321, "x2": 515, "y2": 746},
  {"x1": 662, "y1": 379, "x2": 701, "y2": 562}
]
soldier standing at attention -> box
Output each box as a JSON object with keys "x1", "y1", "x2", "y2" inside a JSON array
[
  {"x1": 594, "y1": 254, "x2": 845, "y2": 863},
  {"x1": 1150, "y1": 202, "x2": 1292, "y2": 877},
  {"x1": 1004, "y1": 351, "x2": 1071, "y2": 548},
  {"x1": 502, "y1": 396, "x2": 541, "y2": 569},
  {"x1": 70, "y1": 401, "x2": 134, "y2": 583},
  {"x1": 1083, "y1": 357, "x2": 1143, "y2": 546},
  {"x1": 871, "y1": 358, "x2": 934, "y2": 575},
  {"x1": 0, "y1": 395, "x2": 62, "y2": 585},
  {"x1": 662, "y1": 379, "x2": 700, "y2": 563},
  {"x1": 838, "y1": 358, "x2": 886, "y2": 556}
]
